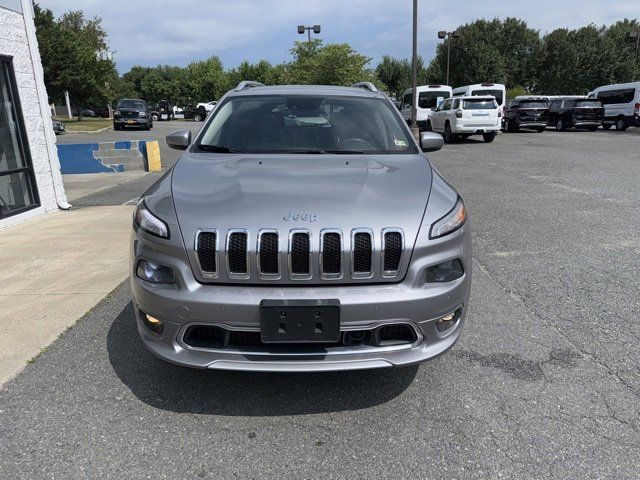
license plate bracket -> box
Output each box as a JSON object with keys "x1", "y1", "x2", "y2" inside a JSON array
[{"x1": 260, "y1": 300, "x2": 340, "y2": 344}]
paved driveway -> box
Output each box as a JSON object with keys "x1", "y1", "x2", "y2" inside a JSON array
[{"x1": 1, "y1": 129, "x2": 638, "y2": 479}]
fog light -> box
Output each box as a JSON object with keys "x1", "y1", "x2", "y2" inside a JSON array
[
  {"x1": 142, "y1": 312, "x2": 164, "y2": 334},
  {"x1": 426, "y1": 259, "x2": 464, "y2": 283},
  {"x1": 436, "y1": 310, "x2": 460, "y2": 332},
  {"x1": 136, "y1": 259, "x2": 175, "y2": 284}
]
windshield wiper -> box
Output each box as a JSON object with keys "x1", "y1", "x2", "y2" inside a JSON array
[
  {"x1": 196, "y1": 144, "x2": 246, "y2": 153},
  {"x1": 322, "y1": 150, "x2": 365, "y2": 154}
]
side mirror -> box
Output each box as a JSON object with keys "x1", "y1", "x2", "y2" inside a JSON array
[
  {"x1": 166, "y1": 130, "x2": 191, "y2": 150},
  {"x1": 420, "y1": 131, "x2": 444, "y2": 152}
]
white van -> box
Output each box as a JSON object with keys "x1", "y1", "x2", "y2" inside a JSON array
[
  {"x1": 453, "y1": 83, "x2": 506, "y2": 112},
  {"x1": 587, "y1": 82, "x2": 640, "y2": 131},
  {"x1": 400, "y1": 84, "x2": 452, "y2": 130}
]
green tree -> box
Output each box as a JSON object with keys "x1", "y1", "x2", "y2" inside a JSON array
[
  {"x1": 34, "y1": 5, "x2": 118, "y2": 119},
  {"x1": 186, "y1": 56, "x2": 227, "y2": 102}
]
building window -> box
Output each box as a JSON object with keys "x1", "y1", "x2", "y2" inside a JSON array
[{"x1": 0, "y1": 57, "x2": 39, "y2": 219}]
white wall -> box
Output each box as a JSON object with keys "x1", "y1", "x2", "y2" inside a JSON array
[{"x1": 0, "y1": 3, "x2": 68, "y2": 229}]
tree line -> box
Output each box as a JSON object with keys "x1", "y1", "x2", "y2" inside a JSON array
[{"x1": 34, "y1": 5, "x2": 638, "y2": 111}]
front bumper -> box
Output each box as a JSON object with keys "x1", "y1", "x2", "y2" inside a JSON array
[
  {"x1": 114, "y1": 117, "x2": 149, "y2": 126},
  {"x1": 131, "y1": 223, "x2": 472, "y2": 372}
]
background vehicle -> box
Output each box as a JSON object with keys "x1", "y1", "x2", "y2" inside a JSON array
[
  {"x1": 51, "y1": 118, "x2": 65, "y2": 135},
  {"x1": 130, "y1": 81, "x2": 471, "y2": 372},
  {"x1": 453, "y1": 83, "x2": 506, "y2": 112},
  {"x1": 588, "y1": 82, "x2": 640, "y2": 131},
  {"x1": 150, "y1": 100, "x2": 174, "y2": 121},
  {"x1": 430, "y1": 95, "x2": 500, "y2": 143},
  {"x1": 548, "y1": 98, "x2": 604, "y2": 131},
  {"x1": 73, "y1": 108, "x2": 97, "y2": 118},
  {"x1": 400, "y1": 85, "x2": 452, "y2": 131},
  {"x1": 502, "y1": 98, "x2": 549, "y2": 132},
  {"x1": 113, "y1": 98, "x2": 153, "y2": 131}
]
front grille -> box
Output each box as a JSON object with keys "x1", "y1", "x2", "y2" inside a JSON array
[
  {"x1": 321, "y1": 231, "x2": 342, "y2": 276},
  {"x1": 352, "y1": 231, "x2": 373, "y2": 274},
  {"x1": 258, "y1": 231, "x2": 279, "y2": 275},
  {"x1": 193, "y1": 228, "x2": 404, "y2": 282},
  {"x1": 383, "y1": 230, "x2": 403, "y2": 274},
  {"x1": 290, "y1": 232, "x2": 310, "y2": 275},
  {"x1": 196, "y1": 231, "x2": 217, "y2": 274},
  {"x1": 377, "y1": 324, "x2": 417, "y2": 346},
  {"x1": 227, "y1": 231, "x2": 248, "y2": 274}
]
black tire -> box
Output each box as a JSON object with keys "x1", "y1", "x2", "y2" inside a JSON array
[
  {"x1": 556, "y1": 119, "x2": 566, "y2": 131},
  {"x1": 504, "y1": 119, "x2": 511, "y2": 132},
  {"x1": 113, "y1": 124, "x2": 120, "y2": 131},
  {"x1": 536, "y1": 127, "x2": 546, "y2": 133},
  {"x1": 151, "y1": 113, "x2": 159, "y2": 122},
  {"x1": 615, "y1": 118, "x2": 628, "y2": 131},
  {"x1": 444, "y1": 122, "x2": 453, "y2": 143},
  {"x1": 483, "y1": 132, "x2": 496, "y2": 143},
  {"x1": 194, "y1": 113, "x2": 203, "y2": 122},
  {"x1": 602, "y1": 123, "x2": 612, "y2": 130}
]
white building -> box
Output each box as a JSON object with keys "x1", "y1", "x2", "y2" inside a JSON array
[{"x1": 0, "y1": 0, "x2": 68, "y2": 229}]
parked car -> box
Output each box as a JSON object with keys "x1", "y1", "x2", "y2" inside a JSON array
[
  {"x1": 502, "y1": 98, "x2": 549, "y2": 132},
  {"x1": 587, "y1": 82, "x2": 640, "y2": 131},
  {"x1": 430, "y1": 95, "x2": 500, "y2": 143},
  {"x1": 548, "y1": 98, "x2": 604, "y2": 131},
  {"x1": 150, "y1": 100, "x2": 174, "y2": 121},
  {"x1": 93, "y1": 106, "x2": 111, "y2": 118},
  {"x1": 73, "y1": 108, "x2": 97, "y2": 118},
  {"x1": 113, "y1": 99, "x2": 153, "y2": 131},
  {"x1": 51, "y1": 118, "x2": 65, "y2": 135},
  {"x1": 130, "y1": 81, "x2": 471, "y2": 372},
  {"x1": 400, "y1": 84, "x2": 452, "y2": 131},
  {"x1": 453, "y1": 83, "x2": 506, "y2": 113}
]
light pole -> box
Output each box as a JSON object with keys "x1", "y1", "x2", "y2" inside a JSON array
[
  {"x1": 410, "y1": 0, "x2": 419, "y2": 139},
  {"x1": 437, "y1": 30, "x2": 460, "y2": 86},
  {"x1": 298, "y1": 25, "x2": 321, "y2": 45}
]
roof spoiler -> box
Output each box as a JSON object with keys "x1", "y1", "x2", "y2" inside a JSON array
[
  {"x1": 235, "y1": 81, "x2": 265, "y2": 91},
  {"x1": 351, "y1": 82, "x2": 378, "y2": 93}
]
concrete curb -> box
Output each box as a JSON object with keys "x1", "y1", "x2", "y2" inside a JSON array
[{"x1": 66, "y1": 126, "x2": 113, "y2": 134}]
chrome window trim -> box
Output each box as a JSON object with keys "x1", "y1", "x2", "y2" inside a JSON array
[
  {"x1": 257, "y1": 229, "x2": 281, "y2": 280},
  {"x1": 288, "y1": 229, "x2": 312, "y2": 280},
  {"x1": 194, "y1": 229, "x2": 219, "y2": 279},
  {"x1": 351, "y1": 228, "x2": 374, "y2": 279},
  {"x1": 381, "y1": 228, "x2": 404, "y2": 278},
  {"x1": 226, "y1": 228, "x2": 250, "y2": 279},
  {"x1": 319, "y1": 228, "x2": 343, "y2": 280}
]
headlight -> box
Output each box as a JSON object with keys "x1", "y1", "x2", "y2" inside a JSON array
[
  {"x1": 430, "y1": 197, "x2": 467, "y2": 239},
  {"x1": 139, "y1": 112, "x2": 147, "y2": 117},
  {"x1": 114, "y1": 110, "x2": 121, "y2": 116},
  {"x1": 134, "y1": 200, "x2": 169, "y2": 238}
]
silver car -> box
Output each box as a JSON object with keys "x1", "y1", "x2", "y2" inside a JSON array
[{"x1": 130, "y1": 81, "x2": 471, "y2": 372}]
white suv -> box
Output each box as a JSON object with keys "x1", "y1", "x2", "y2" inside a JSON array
[{"x1": 430, "y1": 96, "x2": 501, "y2": 143}]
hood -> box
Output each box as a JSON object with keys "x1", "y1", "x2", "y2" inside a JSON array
[{"x1": 171, "y1": 153, "x2": 433, "y2": 283}]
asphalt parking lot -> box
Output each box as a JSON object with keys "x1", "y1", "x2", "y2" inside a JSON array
[{"x1": 1, "y1": 128, "x2": 639, "y2": 479}]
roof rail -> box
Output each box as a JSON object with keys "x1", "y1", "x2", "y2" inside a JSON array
[
  {"x1": 351, "y1": 82, "x2": 378, "y2": 93},
  {"x1": 235, "y1": 81, "x2": 265, "y2": 91}
]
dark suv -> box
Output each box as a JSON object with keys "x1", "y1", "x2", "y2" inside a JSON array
[
  {"x1": 502, "y1": 98, "x2": 549, "y2": 132},
  {"x1": 114, "y1": 99, "x2": 153, "y2": 131},
  {"x1": 548, "y1": 98, "x2": 604, "y2": 131}
]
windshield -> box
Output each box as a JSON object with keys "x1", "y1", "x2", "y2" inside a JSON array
[
  {"x1": 118, "y1": 100, "x2": 145, "y2": 109},
  {"x1": 574, "y1": 100, "x2": 602, "y2": 108},
  {"x1": 197, "y1": 95, "x2": 417, "y2": 154},
  {"x1": 463, "y1": 98, "x2": 497, "y2": 110},
  {"x1": 471, "y1": 89, "x2": 503, "y2": 105},
  {"x1": 418, "y1": 91, "x2": 449, "y2": 109},
  {"x1": 519, "y1": 101, "x2": 548, "y2": 108}
]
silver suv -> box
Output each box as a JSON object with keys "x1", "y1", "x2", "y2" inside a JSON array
[{"x1": 130, "y1": 81, "x2": 471, "y2": 372}]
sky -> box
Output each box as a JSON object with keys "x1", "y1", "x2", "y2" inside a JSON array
[{"x1": 39, "y1": 0, "x2": 639, "y2": 74}]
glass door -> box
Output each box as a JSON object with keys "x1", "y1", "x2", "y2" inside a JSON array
[{"x1": 0, "y1": 57, "x2": 39, "y2": 219}]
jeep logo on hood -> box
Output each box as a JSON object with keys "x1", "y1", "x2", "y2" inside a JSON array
[{"x1": 283, "y1": 212, "x2": 318, "y2": 222}]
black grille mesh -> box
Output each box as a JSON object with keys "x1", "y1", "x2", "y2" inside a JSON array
[
  {"x1": 228, "y1": 232, "x2": 248, "y2": 273},
  {"x1": 259, "y1": 233, "x2": 279, "y2": 274},
  {"x1": 291, "y1": 233, "x2": 310, "y2": 274},
  {"x1": 197, "y1": 232, "x2": 217, "y2": 272},
  {"x1": 378, "y1": 324, "x2": 415, "y2": 343},
  {"x1": 353, "y1": 232, "x2": 372, "y2": 273},
  {"x1": 384, "y1": 231, "x2": 402, "y2": 272},
  {"x1": 322, "y1": 233, "x2": 342, "y2": 274}
]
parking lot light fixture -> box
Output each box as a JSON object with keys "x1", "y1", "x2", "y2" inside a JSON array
[
  {"x1": 298, "y1": 24, "x2": 321, "y2": 45},
  {"x1": 437, "y1": 31, "x2": 460, "y2": 86}
]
